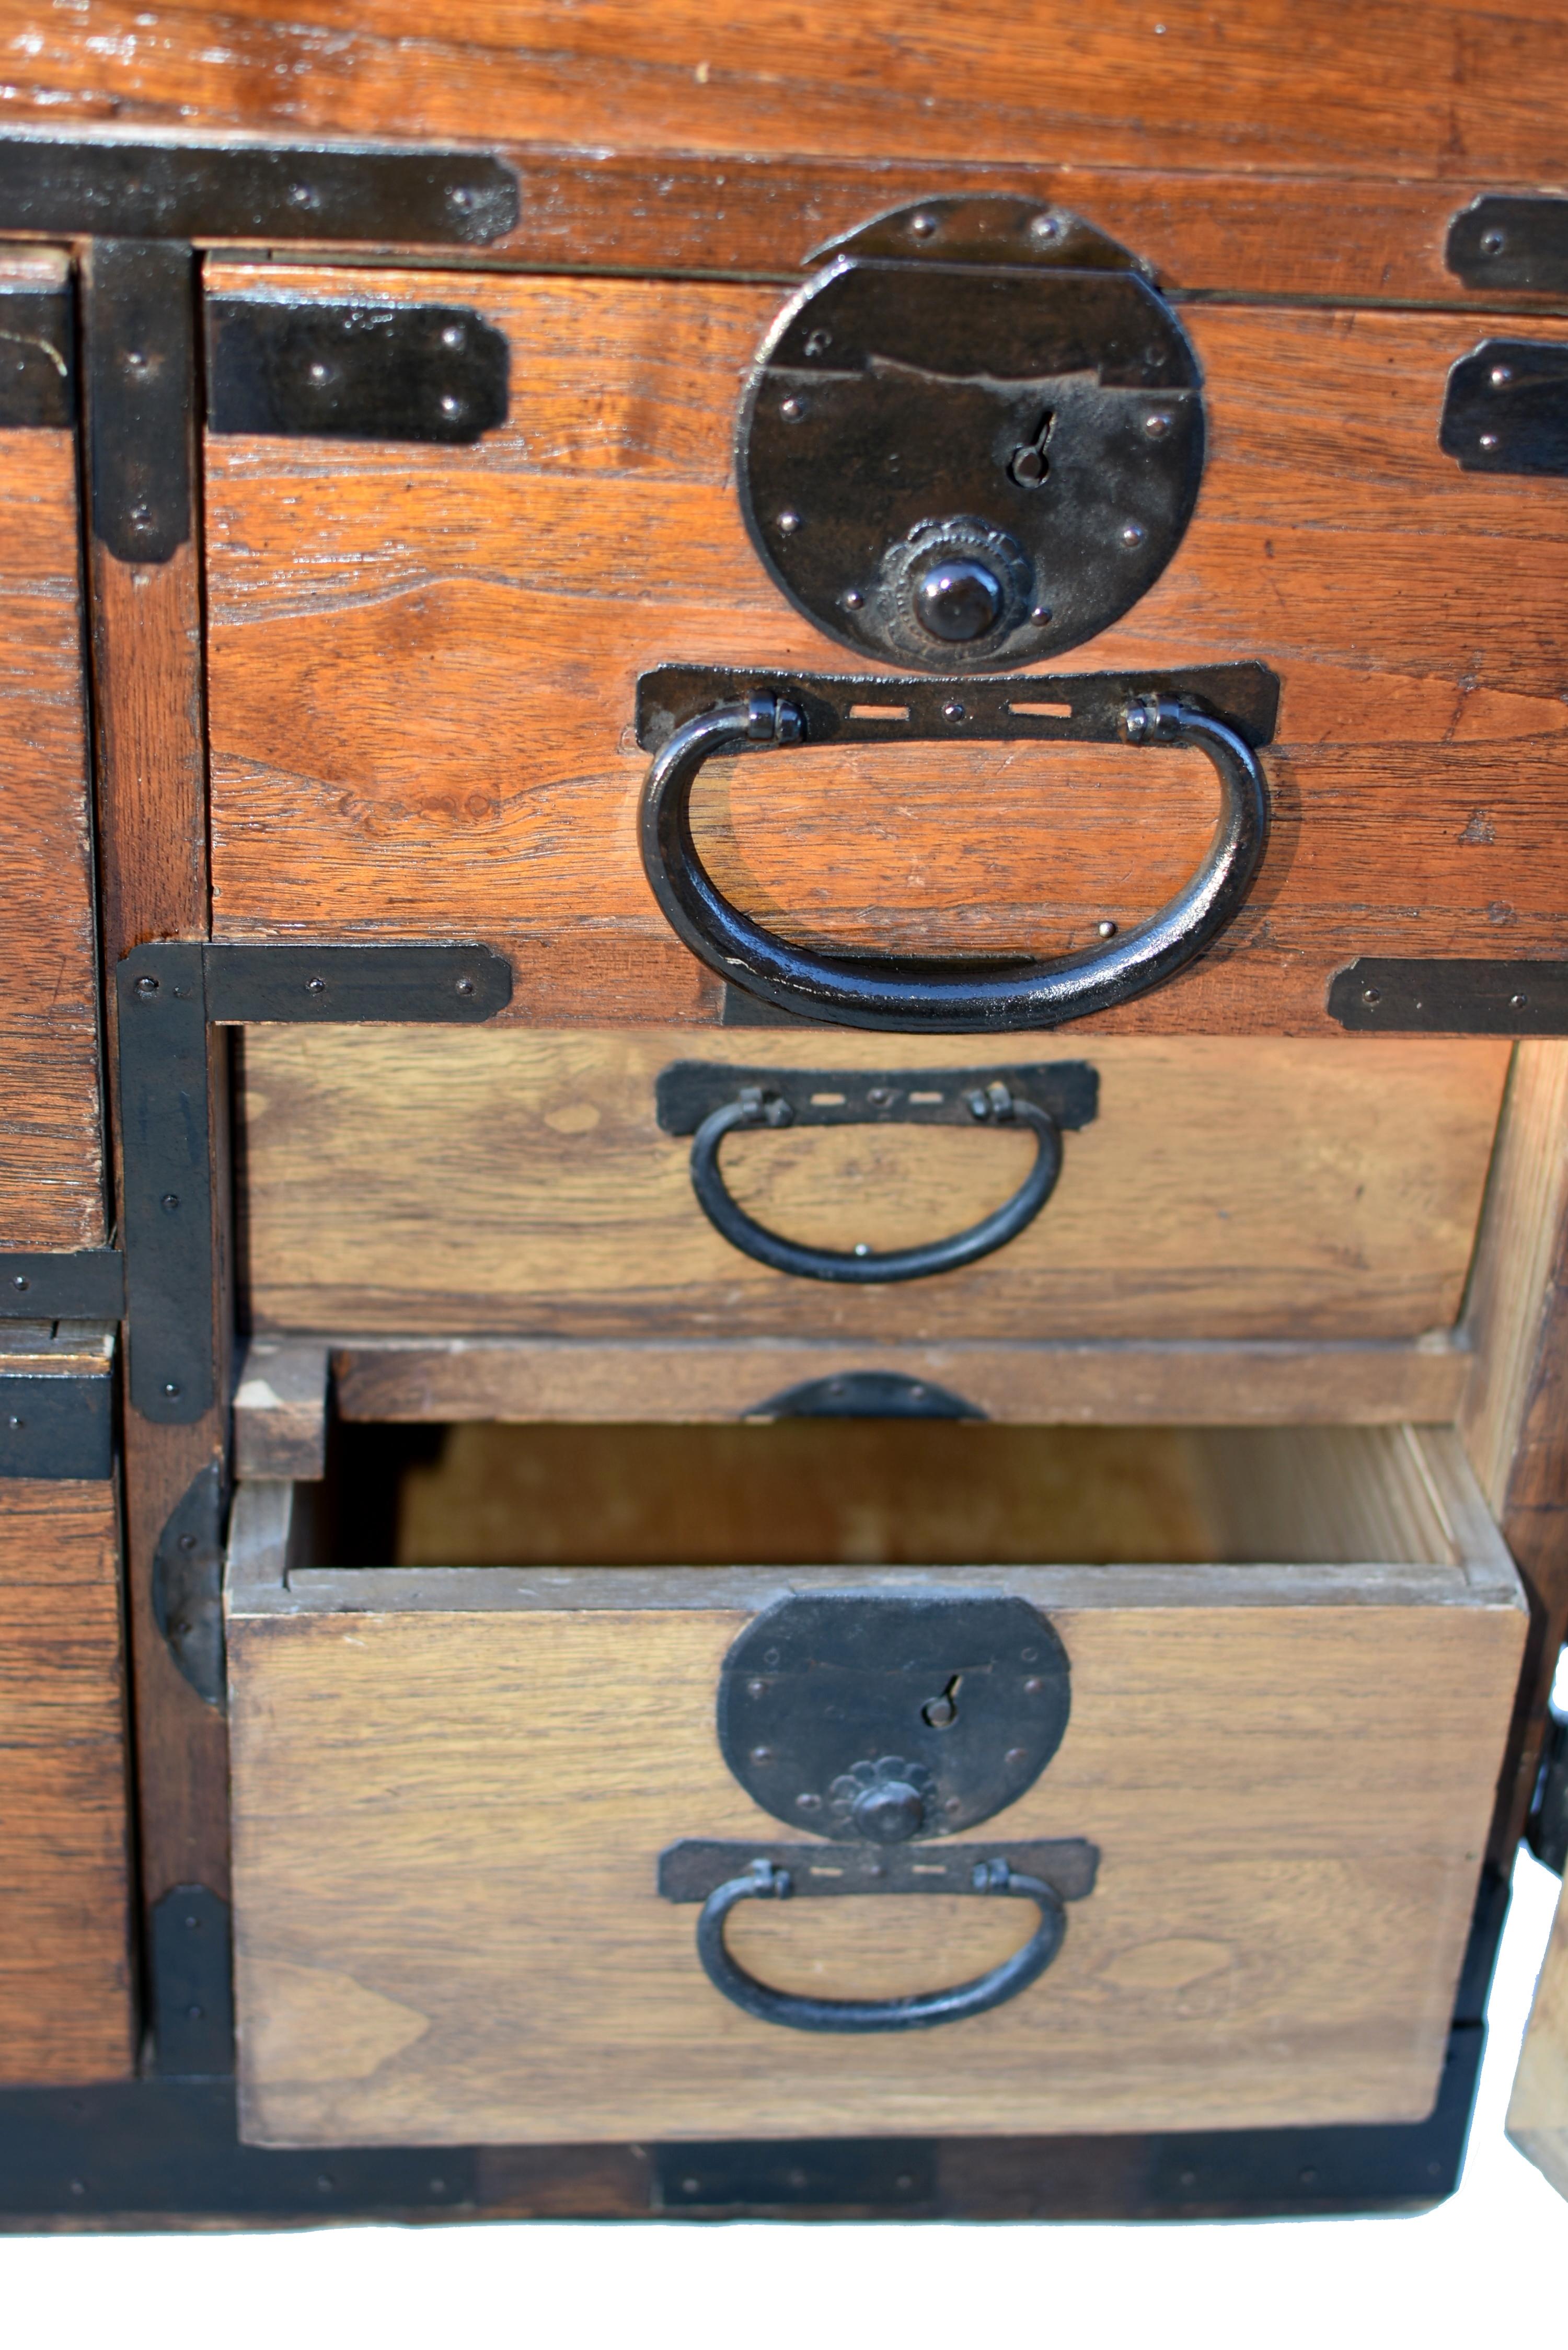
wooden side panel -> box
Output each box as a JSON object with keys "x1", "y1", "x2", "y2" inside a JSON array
[
  {"x1": 0, "y1": 250, "x2": 102, "y2": 1249},
  {"x1": 205, "y1": 273, "x2": 1568, "y2": 1033},
  {"x1": 10, "y1": 1, "x2": 1568, "y2": 194},
  {"x1": 0, "y1": 1480, "x2": 133, "y2": 2083},
  {"x1": 237, "y1": 1031, "x2": 1509, "y2": 1341},
  {"x1": 229, "y1": 1548, "x2": 1525, "y2": 2147},
  {"x1": 1508, "y1": 1870, "x2": 1568, "y2": 2203},
  {"x1": 1458, "y1": 1042, "x2": 1568, "y2": 1858}
]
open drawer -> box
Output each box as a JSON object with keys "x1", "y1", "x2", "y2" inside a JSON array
[{"x1": 226, "y1": 1421, "x2": 1526, "y2": 2148}]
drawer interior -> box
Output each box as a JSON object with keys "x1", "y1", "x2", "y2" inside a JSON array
[
  {"x1": 332, "y1": 1418, "x2": 1462, "y2": 1574},
  {"x1": 228, "y1": 1421, "x2": 1525, "y2": 2150}
]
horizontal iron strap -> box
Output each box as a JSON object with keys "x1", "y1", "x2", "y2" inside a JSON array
[
  {"x1": 636, "y1": 661, "x2": 1279, "y2": 753},
  {"x1": 201, "y1": 943, "x2": 512, "y2": 1023},
  {"x1": 1329, "y1": 958, "x2": 1568, "y2": 1033},
  {"x1": 0, "y1": 135, "x2": 518, "y2": 246},
  {"x1": 656, "y1": 1059, "x2": 1098, "y2": 1134},
  {"x1": 659, "y1": 1837, "x2": 1099, "y2": 1903},
  {"x1": 205, "y1": 299, "x2": 510, "y2": 445}
]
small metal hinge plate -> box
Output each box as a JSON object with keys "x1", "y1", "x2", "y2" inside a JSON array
[
  {"x1": 1440, "y1": 339, "x2": 1568, "y2": 475},
  {"x1": 1447, "y1": 195, "x2": 1568, "y2": 294},
  {"x1": 206, "y1": 298, "x2": 510, "y2": 444},
  {"x1": 1329, "y1": 958, "x2": 1568, "y2": 1034},
  {"x1": 148, "y1": 1885, "x2": 235, "y2": 2078},
  {"x1": 0, "y1": 1252, "x2": 124, "y2": 1320},
  {"x1": 0, "y1": 1369, "x2": 113, "y2": 1480},
  {"x1": 656, "y1": 1059, "x2": 1098, "y2": 1135},
  {"x1": 0, "y1": 133, "x2": 518, "y2": 247}
]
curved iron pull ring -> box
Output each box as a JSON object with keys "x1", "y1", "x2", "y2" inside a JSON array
[
  {"x1": 689, "y1": 1080, "x2": 1062, "y2": 1284},
  {"x1": 639, "y1": 691, "x2": 1269, "y2": 1034},
  {"x1": 695, "y1": 1856, "x2": 1067, "y2": 2034}
]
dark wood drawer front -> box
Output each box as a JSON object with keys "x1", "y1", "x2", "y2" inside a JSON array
[{"x1": 204, "y1": 263, "x2": 1568, "y2": 1035}]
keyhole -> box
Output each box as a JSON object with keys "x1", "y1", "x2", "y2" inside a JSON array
[
  {"x1": 1008, "y1": 410, "x2": 1055, "y2": 488},
  {"x1": 922, "y1": 1674, "x2": 962, "y2": 1730}
]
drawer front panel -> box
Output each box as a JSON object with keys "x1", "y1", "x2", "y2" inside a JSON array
[
  {"x1": 0, "y1": 1480, "x2": 133, "y2": 2083},
  {"x1": 228, "y1": 1428, "x2": 1525, "y2": 2147},
  {"x1": 0, "y1": 249, "x2": 103, "y2": 1249},
  {"x1": 206, "y1": 266, "x2": 1568, "y2": 1034},
  {"x1": 238, "y1": 1031, "x2": 1509, "y2": 1340}
]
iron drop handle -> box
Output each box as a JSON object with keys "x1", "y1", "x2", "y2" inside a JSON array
[
  {"x1": 695, "y1": 1855, "x2": 1066, "y2": 2033},
  {"x1": 638, "y1": 686, "x2": 1270, "y2": 1033},
  {"x1": 690, "y1": 1079, "x2": 1060, "y2": 1284}
]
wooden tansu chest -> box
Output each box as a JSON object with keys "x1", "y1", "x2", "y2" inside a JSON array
[{"x1": 3, "y1": 0, "x2": 1568, "y2": 2228}]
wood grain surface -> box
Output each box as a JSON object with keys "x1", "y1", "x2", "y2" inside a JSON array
[
  {"x1": 10, "y1": 2, "x2": 1568, "y2": 202},
  {"x1": 204, "y1": 268, "x2": 1568, "y2": 1033},
  {"x1": 329, "y1": 1333, "x2": 1472, "y2": 1430},
  {"x1": 387, "y1": 1421, "x2": 1463, "y2": 1573},
  {"x1": 237, "y1": 1030, "x2": 1509, "y2": 1341},
  {"x1": 1508, "y1": 1870, "x2": 1568, "y2": 2204},
  {"x1": 0, "y1": 249, "x2": 103, "y2": 1250},
  {"x1": 227, "y1": 1427, "x2": 1524, "y2": 2146},
  {"x1": 0, "y1": 1478, "x2": 133, "y2": 2083},
  {"x1": 1456, "y1": 1040, "x2": 1568, "y2": 1863}
]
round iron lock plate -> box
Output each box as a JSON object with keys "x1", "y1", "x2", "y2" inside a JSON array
[
  {"x1": 717, "y1": 1591, "x2": 1071, "y2": 1838},
  {"x1": 736, "y1": 198, "x2": 1204, "y2": 672}
]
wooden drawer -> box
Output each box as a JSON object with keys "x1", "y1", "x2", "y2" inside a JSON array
[
  {"x1": 202, "y1": 257, "x2": 1568, "y2": 1036},
  {"x1": 0, "y1": 248, "x2": 103, "y2": 1253},
  {"x1": 237, "y1": 1030, "x2": 1508, "y2": 1345},
  {"x1": 228, "y1": 1420, "x2": 1524, "y2": 2147}
]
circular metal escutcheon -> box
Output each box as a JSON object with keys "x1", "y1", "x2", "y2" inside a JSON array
[{"x1": 735, "y1": 195, "x2": 1204, "y2": 672}]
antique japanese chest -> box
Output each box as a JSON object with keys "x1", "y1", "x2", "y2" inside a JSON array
[{"x1": 2, "y1": 0, "x2": 1568, "y2": 2230}]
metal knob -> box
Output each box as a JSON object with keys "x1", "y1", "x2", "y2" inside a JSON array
[{"x1": 913, "y1": 556, "x2": 1004, "y2": 641}]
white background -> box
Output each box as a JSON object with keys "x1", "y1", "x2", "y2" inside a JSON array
[{"x1": 4, "y1": 1850, "x2": 1565, "y2": 2350}]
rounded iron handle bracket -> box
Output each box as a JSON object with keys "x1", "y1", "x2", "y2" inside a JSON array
[
  {"x1": 690, "y1": 1080, "x2": 1061, "y2": 1283},
  {"x1": 638, "y1": 685, "x2": 1270, "y2": 1033},
  {"x1": 694, "y1": 1856, "x2": 1067, "y2": 2033}
]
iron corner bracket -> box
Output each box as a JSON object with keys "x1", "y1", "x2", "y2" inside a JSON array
[{"x1": 117, "y1": 941, "x2": 512, "y2": 1423}]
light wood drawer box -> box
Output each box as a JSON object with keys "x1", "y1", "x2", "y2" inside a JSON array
[
  {"x1": 227, "y1": 1420, "x2": 1524, "y2": 2148},
  {"x1": 237, "y1": 1030, "x2": 1509, "y2": 1348}
]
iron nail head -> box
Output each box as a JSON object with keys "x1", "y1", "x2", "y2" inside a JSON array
[{"x1": 777, "y1": 509, "x2": 802, "y2": 534}]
